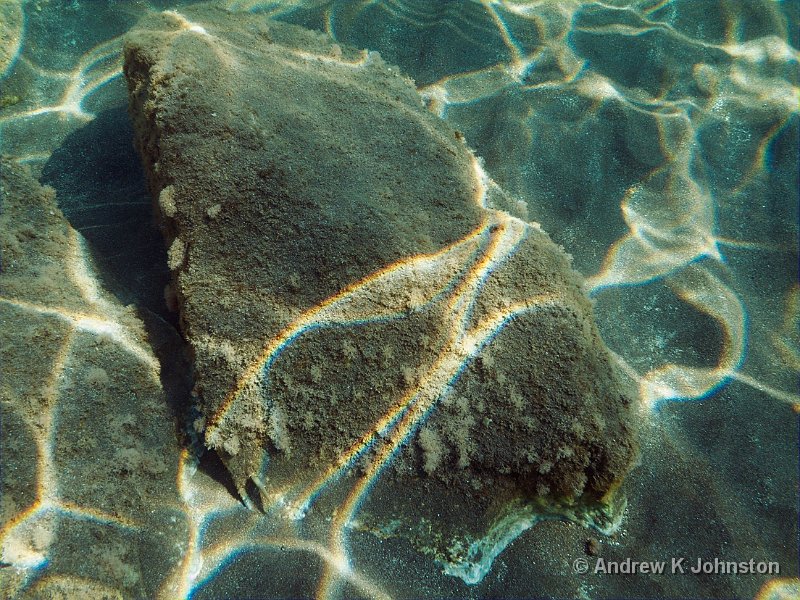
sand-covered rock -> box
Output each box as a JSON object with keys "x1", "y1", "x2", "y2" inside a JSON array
[{"x1": 124, "y1": 4, "x2": 638, "y2": 577}]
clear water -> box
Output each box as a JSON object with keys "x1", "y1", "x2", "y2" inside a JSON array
[{"x1": 1, "y1": 1, "x2": 797, "y2": 599}]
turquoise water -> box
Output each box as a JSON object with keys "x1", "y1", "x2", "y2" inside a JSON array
[{"x1": 1, "y1": 1, "x2": 797, "y2": 599}]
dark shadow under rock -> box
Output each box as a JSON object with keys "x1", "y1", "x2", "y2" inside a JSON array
[{"x1": 40, "y1": 106, "x2": 173, "y2": 323}]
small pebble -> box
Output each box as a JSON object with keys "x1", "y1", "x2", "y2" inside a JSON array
[{"x1": 586, "y1": 537, "x2": 601, "y2": 556}]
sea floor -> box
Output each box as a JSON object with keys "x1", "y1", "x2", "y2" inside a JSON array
[{"x1": 0, "y1": 1, "x2": 797, "y2": 599}]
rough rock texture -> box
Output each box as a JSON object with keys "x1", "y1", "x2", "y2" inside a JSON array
[
  {"x1": 0, "y1": 0, "x2": 23, "y2": 78},
  {"x1": 124, "y1": 4, "x2": 638, "y2": 569},
  {"x1": 0, "y1": 159, "x2": 188, "y2": 598}
]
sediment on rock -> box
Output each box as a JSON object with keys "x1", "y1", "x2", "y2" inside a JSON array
[{"x1": 124, "y1": 2, "x2": 638, "y2": 570}]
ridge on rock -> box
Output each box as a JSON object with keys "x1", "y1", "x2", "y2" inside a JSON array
[{"x1": 124, "y1": 4, "x2": 638, "y2": 581}]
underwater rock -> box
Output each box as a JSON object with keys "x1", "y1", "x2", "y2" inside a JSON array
[
  {"x1": 124, "y1": 4, "x2": 638, "y2": 579},
  {"x1": 0, "y1": 159, "x2": 187, "y2": 597},
  {"x1": 0, "y1": 0, "x2": 23, "y2": 78}
]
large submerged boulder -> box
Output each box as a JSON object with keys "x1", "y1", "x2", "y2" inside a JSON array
[{"x1": 124, "y1": 4, "x2": 638, "y2": 579}]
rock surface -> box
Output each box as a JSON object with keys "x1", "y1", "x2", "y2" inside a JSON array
[
  {"x1": 0, "y1": 0, "x2": 23, "y2": 78},
  {"x1": 0, "y1": 158, "x2": 187, "y2": 598},
  {"x1": 124, "y1": 4, "x2": 638, "y2": 574}
]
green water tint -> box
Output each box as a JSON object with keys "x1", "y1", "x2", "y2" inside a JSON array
[{"x1": 1, "y1": 1, "x2": 797, "y2": 598}]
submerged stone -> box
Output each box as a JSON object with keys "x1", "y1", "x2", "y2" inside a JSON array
[{"x1": 124, "y1": 4, "x2": 638, "y2": 580}]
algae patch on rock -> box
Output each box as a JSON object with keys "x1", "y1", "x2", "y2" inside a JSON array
[{"x1": 124, "y1": 4, "x2": 638, "y2": 581}]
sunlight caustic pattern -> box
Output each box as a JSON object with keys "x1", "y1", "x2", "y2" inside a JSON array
[
  {"x1": 141, "y1": 4, "x2": 797, "y2": 594},
  {"x1": 1, "y1": 1, "x2": 797, "y2": 599},
  {"x1": 159, "y1": 449, "x2": 393, "y2": 599},
  {"x1": 0, "y1": 0, "x2": 24, "y2": 78},
  {"x1": 0, "y1": 160, "x2": 185, "y2": 597},
  {"x1": 0, "y1": 0, "x2": 794, "y2": 416},
  {"x1": 152, "y1": 170, "x2": 583, "y2": 600},
  {"x1": 122, "y1": 5, "x2": 640, "y2": 595},
  {"x1": 0, "y1": 37, "x2": 124, "y2": 165},
  {"x1": 230, "y1": 0, "x2": 800, "y2": 412}
]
